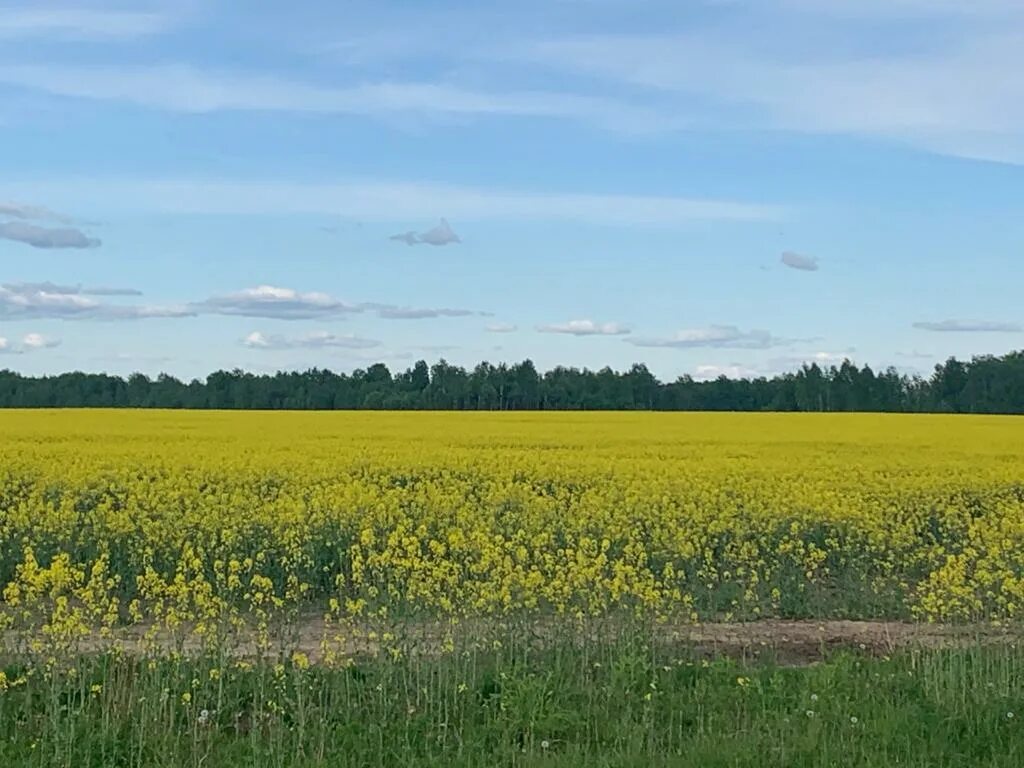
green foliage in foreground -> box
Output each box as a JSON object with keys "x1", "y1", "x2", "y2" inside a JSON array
[{"x1": 2, "y1": 638, "x2": 1024, "y2": 767}]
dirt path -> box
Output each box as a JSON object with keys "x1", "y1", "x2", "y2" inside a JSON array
[
  {"x1": 661, "y1": 620, "x2": 1017, "y2": 665},
  {"x1": 6, "y1": 618, "x2": 1018, "y2": 667}
]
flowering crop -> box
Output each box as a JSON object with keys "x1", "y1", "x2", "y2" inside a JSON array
[{"x1": 1, "y1": 409, "x2": 1023, "y2": 653}]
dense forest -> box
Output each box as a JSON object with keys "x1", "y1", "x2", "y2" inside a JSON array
[{"x1": 2, "y1": 350, "x2": 1023, "y2": 413}]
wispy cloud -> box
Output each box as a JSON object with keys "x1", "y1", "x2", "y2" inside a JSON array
[
  {"x1": 896, "y1": 349, "x2": 935, "y2": 359},
  {"x1": 626, "y1": 325, "x2": 784, "y2": 349},
  {"x1": 2, "y1": 281, "x2": 142, "y2": 297},
  {"x1": 780, "y1": 251, "x2": 819, "y2": 271},
  {"x1": 0, "y1": 202, "x2": 73, "y2": 223},
  {"x1": 0, "y1": 9, "x2": 173, "y2": 40},
  {"x1": 374, "y1": 306, "x2": 489, "y2": 320},
  {"x1": 913, "y1": 319, "x2": 1022, "y2": 332},
  {"x1": 5, "y1": 6, "x2": 1021, "y2": 163},
  {"x1": 525, "y1": 27, "x2": 1024, "y2": 164},
  {"x1": 0, "y1": 332, "x2": 61, "y2": 353},
  {"x1": 390, "y1": 218, "x2": 461, "y2": 246},
  {"x1": 769, "y1": 0, "x2": 1023, "y2": 19},
  {"x1": 242, "y1": 330, "x2": 381, "y2": 350},
  {"x1": 196, "y1": 285, "x2": 358, "y2": 321},
  {"x1": 79, "y1": 285, "x2": 141, "y2": 297},
  {"x1": 0, "y1": 283, "x2": 190, "y2": 321},
  {"x1": 486, "y1": 323, "x2": 518, "y2": 333},
  {"x1": 0, "y1": 63, "x2": 687, "y2": 132},
  {"x1": 198, "y1": 286, "x2": 489, "y2": 322},
  {"x1": 389, "y1": 231, "x2": 419, "y2": 246},
  {"x1": 0, "y1": 201, "x2": 102, "y2": 248},
  {"x1": 10, "y1": 177, "x2": 785, "y2": 225},
  {"x1": 409, "y1": 344, "x2": 460, "y2": 353},
  {"x1": 538, "y1": 319, "x2": 629, "y2": 336},
  {"x1": 0, "y1": 221, "x2": 100, "y2": 249}
]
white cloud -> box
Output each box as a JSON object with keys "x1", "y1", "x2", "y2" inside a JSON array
[
  {"x1": 693, "y1": 349, "x2": 859, "y2": 379},
  {"x1": 10, "y1": 176, "x2": 785, "y2": 225},
  {"x1": 391, "y1": 218, "x2": 461, "y2": 246},
  {"x1": 0, "y1": 331, "x2": 61, "y2": 354},
  {"x1": 780, "y1": 251, "x2": 819, "y2": 271},
  {"x1": 913, "y1": 319, "x2": 1022, "y2": 332},
  {"x1": 241, "y1": 331, "x2": 271, "y2": 348},
  {"x1": 626, "y1": 325, "x2": 783, "y2": 349},
  {"x1": 693, "y1": 364, "x2": 761, "y2": 380},
  {"x1": 197, "y1": 285, "x2": 357, "y2": 320},
  {"x1": 0, "y1": 221, "x2": 100, "y2": 249},
  {"x1": 0, "y1": 9, "x2": 172, "y2": 40},
  {"x1": 803, "y1": 351, "x2": 852, "y2": 364},
  {"x1": 0, "y1": 283, "x2": 190, "y2": 321},
  {"x1": 486, "y1": 323, "x2": 518, "y2": 333},
  {"x1": 242, "y1": 330, "x2": 380, "y2": 350},
  {"x1": 2, "y1": 281, "x2": 141, "y2": 296},
  {"x1": 21, "y1": 332, "x2": 60, "y2": 350},
  {"x1": 198, "y1": 286, "x2": 489, "y2": 321},
  {"x1": 768, "y1": 350, "x2": 856, "y2": 368},
  {"x1": 538, "y1": 319, "x2": 630, "y2": 336}
]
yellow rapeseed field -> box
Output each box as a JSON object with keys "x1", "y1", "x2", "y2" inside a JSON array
[{"x1": 2, "y1": 410, "x2": 1023, "y2": 653}]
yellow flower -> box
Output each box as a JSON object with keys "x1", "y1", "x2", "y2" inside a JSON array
[{"x1": 2, "y1": 408, "x2": 1024, "y2": 637}]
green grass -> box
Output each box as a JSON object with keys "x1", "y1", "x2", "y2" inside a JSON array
[{"x1": 2, "y1": 631, "x2": 1024, "y2": 767}]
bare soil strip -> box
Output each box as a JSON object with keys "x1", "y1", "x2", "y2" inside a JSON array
[
  {"x1": 662, "y1": 620, "x2": 1020, "y2": 665},
  {"x1": 6, "y1": 619, "x2": 1020, "y2": 667}
]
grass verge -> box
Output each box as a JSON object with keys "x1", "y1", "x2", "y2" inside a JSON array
[{"x1": 1, "y1": 630, "x2": 1023, "y2": 767}]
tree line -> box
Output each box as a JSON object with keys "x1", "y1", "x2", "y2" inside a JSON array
[{"x1": 1, "y1": 351, "x2": 1023, "y2": 413}]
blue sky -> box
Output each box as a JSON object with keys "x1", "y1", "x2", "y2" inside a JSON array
[{"x1": 1, "y1": 0, "x2": 1022, "y2": 381}]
